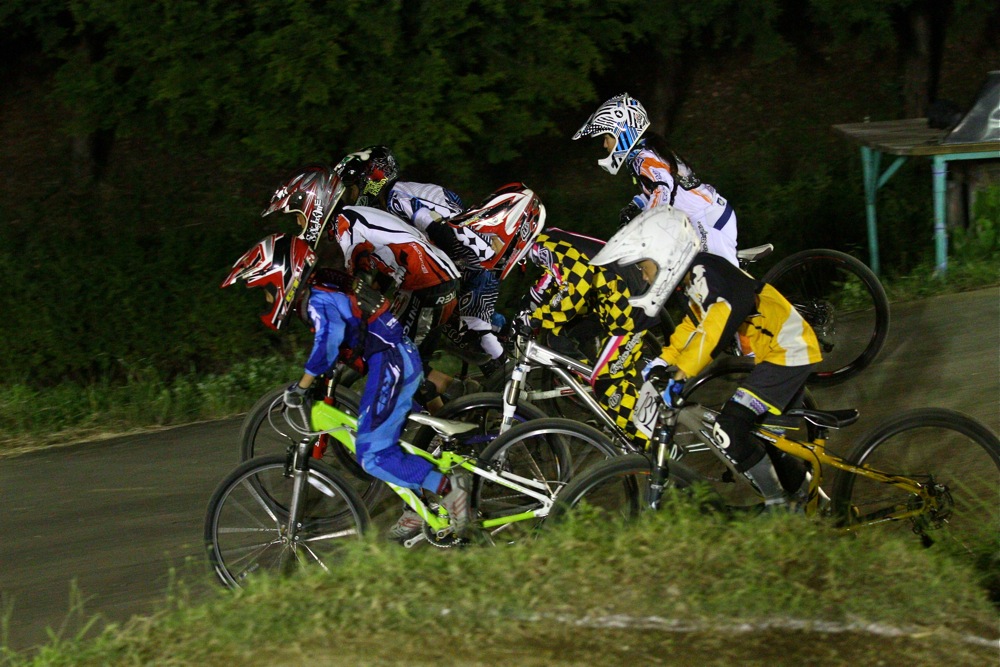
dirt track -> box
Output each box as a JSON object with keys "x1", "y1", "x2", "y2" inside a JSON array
[{"x1": 1, "y1": 286, "x2": 997, "y2": 654}]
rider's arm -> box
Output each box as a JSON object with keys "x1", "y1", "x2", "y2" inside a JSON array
[
  {"x1": 634, "y1": 151, "x2": 676, "y2": 209},
  {"x1": 529, "y1": 267, "x2": 591, "y2": 334},
  {"x1": 660, "y1": 257, "x2": 755, "y2": 378},
  {"x1": 303, "y1": 291, "x2": 351, "y2": 378}
]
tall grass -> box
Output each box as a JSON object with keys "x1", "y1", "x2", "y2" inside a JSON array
[{"x1": 2, "y1": 502, "x2": 996, "y2": 666}]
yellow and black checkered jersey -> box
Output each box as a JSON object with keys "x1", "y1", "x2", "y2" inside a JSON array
[
  {"x1": 528, "y1": 231, "x2": 638, "y2": 340},
  {"x1": 527, "y1": 229, "x2": 651, "y2": 441}
]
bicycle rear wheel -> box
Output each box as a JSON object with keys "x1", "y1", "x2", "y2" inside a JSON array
[
  {"x1": 473, "y1": 418, "x2": 620, "y2": 544},
  {"x1": 832, "y1": 408, "x2": 1000, "y2": 557},
  {"x1": 205, "y1": 455, "x2": 370, "y2": 589},
  {"x1": 547, "y1": 455, "x2": 701, "y2": 526},
  {"x1": 762, "y1": 248, "x2": 889, "y2": 386}
]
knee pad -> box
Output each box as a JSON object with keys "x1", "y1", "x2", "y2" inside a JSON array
[{"x1": 711, "y1": 401, "x2": 765, "y2": 473}]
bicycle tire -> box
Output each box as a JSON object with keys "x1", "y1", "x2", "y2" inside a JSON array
[
  {"x1": 831, "y1": 408, "x2": 1000, "y2": 554},
  {"x1": 205, "y1": 455, "x2": 371, "y2": 589},
  {"x1": 408, "y1": 391, "x2": 549, "y2": 455},
  {"x1": 762, "y1": 248, "x2": 890, "y2": 387},
  {"x1": 472, "y1": 417, "x2": 620, "y2": 544},
  {"x1": 546, "y1": 454, "x2": 702, "y2": 526},
  {"x1": 238, "y1": 385, "x2": 385, "y2": 509}
]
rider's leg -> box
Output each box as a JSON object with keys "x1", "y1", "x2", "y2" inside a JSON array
[
  {"x1": 355, "y1": 342, "x2": 442, "y2": 491},
  {"x1": 709, "y1": 362, "x2": 815, "y2": 504},
  {"x1": 711, "y1": 400, "x2": 786, "y2": 505},
  {"x1": 591, "y1": 330, "x2": 649, "y2": 444}
]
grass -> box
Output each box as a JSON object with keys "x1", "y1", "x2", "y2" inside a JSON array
[
  {"x1": 0, "y1": 357, "x2": 300, "y2": 458},
  {"x1": 2, "y1": 501, "x2": 997, "y2": 666}
]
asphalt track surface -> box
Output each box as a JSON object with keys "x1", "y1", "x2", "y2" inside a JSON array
[{"x1": 2, "y1": 287, "x2": 997, "y2": 654}]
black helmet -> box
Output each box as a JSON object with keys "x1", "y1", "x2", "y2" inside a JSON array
[{"x1": 334, "y1": 145, "x2": 399, "y2": 207}]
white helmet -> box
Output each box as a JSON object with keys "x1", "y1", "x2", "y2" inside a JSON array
[
  {"x1": 590, "y1": 206, "x2": 699, "y2": 316},
  {"x1": 572, "y1": 93, "x2": 650, "y2": 175}
]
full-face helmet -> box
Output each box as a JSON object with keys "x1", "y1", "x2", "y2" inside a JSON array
[
  {"x1": 262, "y1": 165, "x2": 344, "y2": 247},
  {"x1": 449, "y1": 183, "x2": 547, "y2": 279},
  {"x1": 335, "y1": 145, "x2": 399, "y2": 207},
  {"x1": 221, "y1": 233, "x2": 316, "y2": 330},
  {"x1": 572, "y1": 93, "x2": 650, "y2": 175},
  {"x1": 590, "y1": 206, "x2": 699, "y2": 316}
]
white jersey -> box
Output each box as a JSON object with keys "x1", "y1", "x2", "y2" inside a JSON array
[
  {"x1": 331, "y1": 205, "x2": 460, "y2": 291},
  {"x1": 628, "y1": 148, "x2": 738, "y2": 266},
  {"x1": 386, "y1": 181, "x2": 464, "y2": 232},
  {"x1": 384, "y1": 181, "x2": 504, "y2": 358}
]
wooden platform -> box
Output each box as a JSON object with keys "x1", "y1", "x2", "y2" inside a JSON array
[
  {"x1": 833, "y1": 117, "x2": 999, "y2": 274},
  {"x1": 833, "y1": 118, "x2": 999, "y2": 157}
]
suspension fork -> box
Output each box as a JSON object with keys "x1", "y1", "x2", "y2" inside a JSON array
[
  {"x1": 285, "y1": 408, "x2": 318, "y2": 543},
  {"x1": 501, "y1": 361, "x2": 530, "y2": 432},
  {"x1": 647, "y1": 409, "x2": 680, "y2": 510}
]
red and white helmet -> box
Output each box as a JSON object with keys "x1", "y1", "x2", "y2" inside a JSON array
[
  {"x1": 221, "y1": 233, "x2": 317, "y2": 330},
  {"x1": 450, "y1": 183, "x2": 546, "y2": 279},
  {"x1": 262, "y1": 165, "x2": 345, "y2": 248},
  {"x1": 590, "y1": 206, "x2": 699, "y2": 317}
]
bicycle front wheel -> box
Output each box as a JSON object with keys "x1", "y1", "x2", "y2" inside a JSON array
[
  {"x1": 473, "y1": 418, "x2": 620, "y2": 544},
  {"x1": 762, "y1": 248, "x2": 889, "y2": 386},
  {"x1": 237, "y1": 385, "x2": 386, "y2": 510},
  {"x1": 547, "y1": 455, "x2": 700, "y2": 526},
  {"x1": 832, "y1": 408, "x2": 1000, "y2": 556},
  {"x1": 205, "y1": 456, "x2": 371, "y2": 589}
]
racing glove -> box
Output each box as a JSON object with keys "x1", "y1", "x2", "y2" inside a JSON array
[{"x1": 283, "y1": 383, "x2": 308, "y2": 409}]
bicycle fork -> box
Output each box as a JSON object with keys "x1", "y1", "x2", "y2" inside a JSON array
[{"x1": 647, "y1": 409, "x2": 681, "y2": 510}]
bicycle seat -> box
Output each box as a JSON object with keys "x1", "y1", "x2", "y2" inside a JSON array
[
  {"x1": 783, "y1": 407, "x2": 860, "y2": 429},
  {"x1": 736, "y1": 244, "x2": 774, "y2": 263},
  {"x1": 407, "y1": 412, "x2": 479, "y2": 437}
]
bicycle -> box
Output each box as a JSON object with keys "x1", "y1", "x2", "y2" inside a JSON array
[
  {"x1": 548, "y1": 376, "x2": 1000, "y2": 557},
  {"x1": 429, "y1": 325, "x2": 821, "y2": 474},
  {"x1": 717, "y1": 244, "x2": 890, "y2": 387},
  {"x1": 237, "y1": 367, "x2": 548, "y2": 513},
  {"x1": 205, "y1": 397, "x2": 618, "y2": 588}
]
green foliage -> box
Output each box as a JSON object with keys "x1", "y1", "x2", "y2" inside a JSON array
[
  {"x1": 953, "y1": 185, "x2": 1000, "y2": 262},
  {"x1": 3, "y1": 504, "x2": 996, "y2": 665},
  {"x1": 37, "y1": 0, "x2": 615, "y2": 177},
  {"x1": 0, "y1": 357, "x2": 297, "y2": 451}
]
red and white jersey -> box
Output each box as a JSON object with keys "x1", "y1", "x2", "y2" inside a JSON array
[
  {"x1": 629, "y1": 148, "x2": 738, "y2": 266},
  {"x1": 331, "y1": 205, "x2": 460, "y2": 291},
  {"x1": 386, "y1": 181, "x2": 464, "y2": 231}
]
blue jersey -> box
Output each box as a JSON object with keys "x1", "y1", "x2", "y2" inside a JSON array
[{"x1": 303, "y1": 285, "x2": 405, "y2": 377}]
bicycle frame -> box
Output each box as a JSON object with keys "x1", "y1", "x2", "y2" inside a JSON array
[
  {"x1": 302, "y1": 401, "x2": 557, "y2": 539},
  {"x1": 500, "y1": 333, "x2": 642, "y2": 454},
  {"x1": 663, "y1": 402, "x2": 947, "y2": 529}
]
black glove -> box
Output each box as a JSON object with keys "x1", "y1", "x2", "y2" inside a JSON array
[
  {"x1": 618, "y1": 200, "x2": 642, "y2": 228},
  {"x1": 645, "y1": 364, "x2": 672, "y2": 389},
  {"x1": 283, "y1": 383, "x2": 308, "y2": 409}
]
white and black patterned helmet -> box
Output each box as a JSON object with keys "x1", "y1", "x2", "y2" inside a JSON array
[{"x1": 572, "y1": 93, "x2": 650, "y2": 175}]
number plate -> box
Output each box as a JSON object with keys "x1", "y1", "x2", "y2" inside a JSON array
[{"x1": 632, "y1": 381, "x2": 660, "y2": 438}]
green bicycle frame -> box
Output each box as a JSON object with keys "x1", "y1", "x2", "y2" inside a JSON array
[{"x1": 309, "y1": 401, "x2": 555, "y2": 534}]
